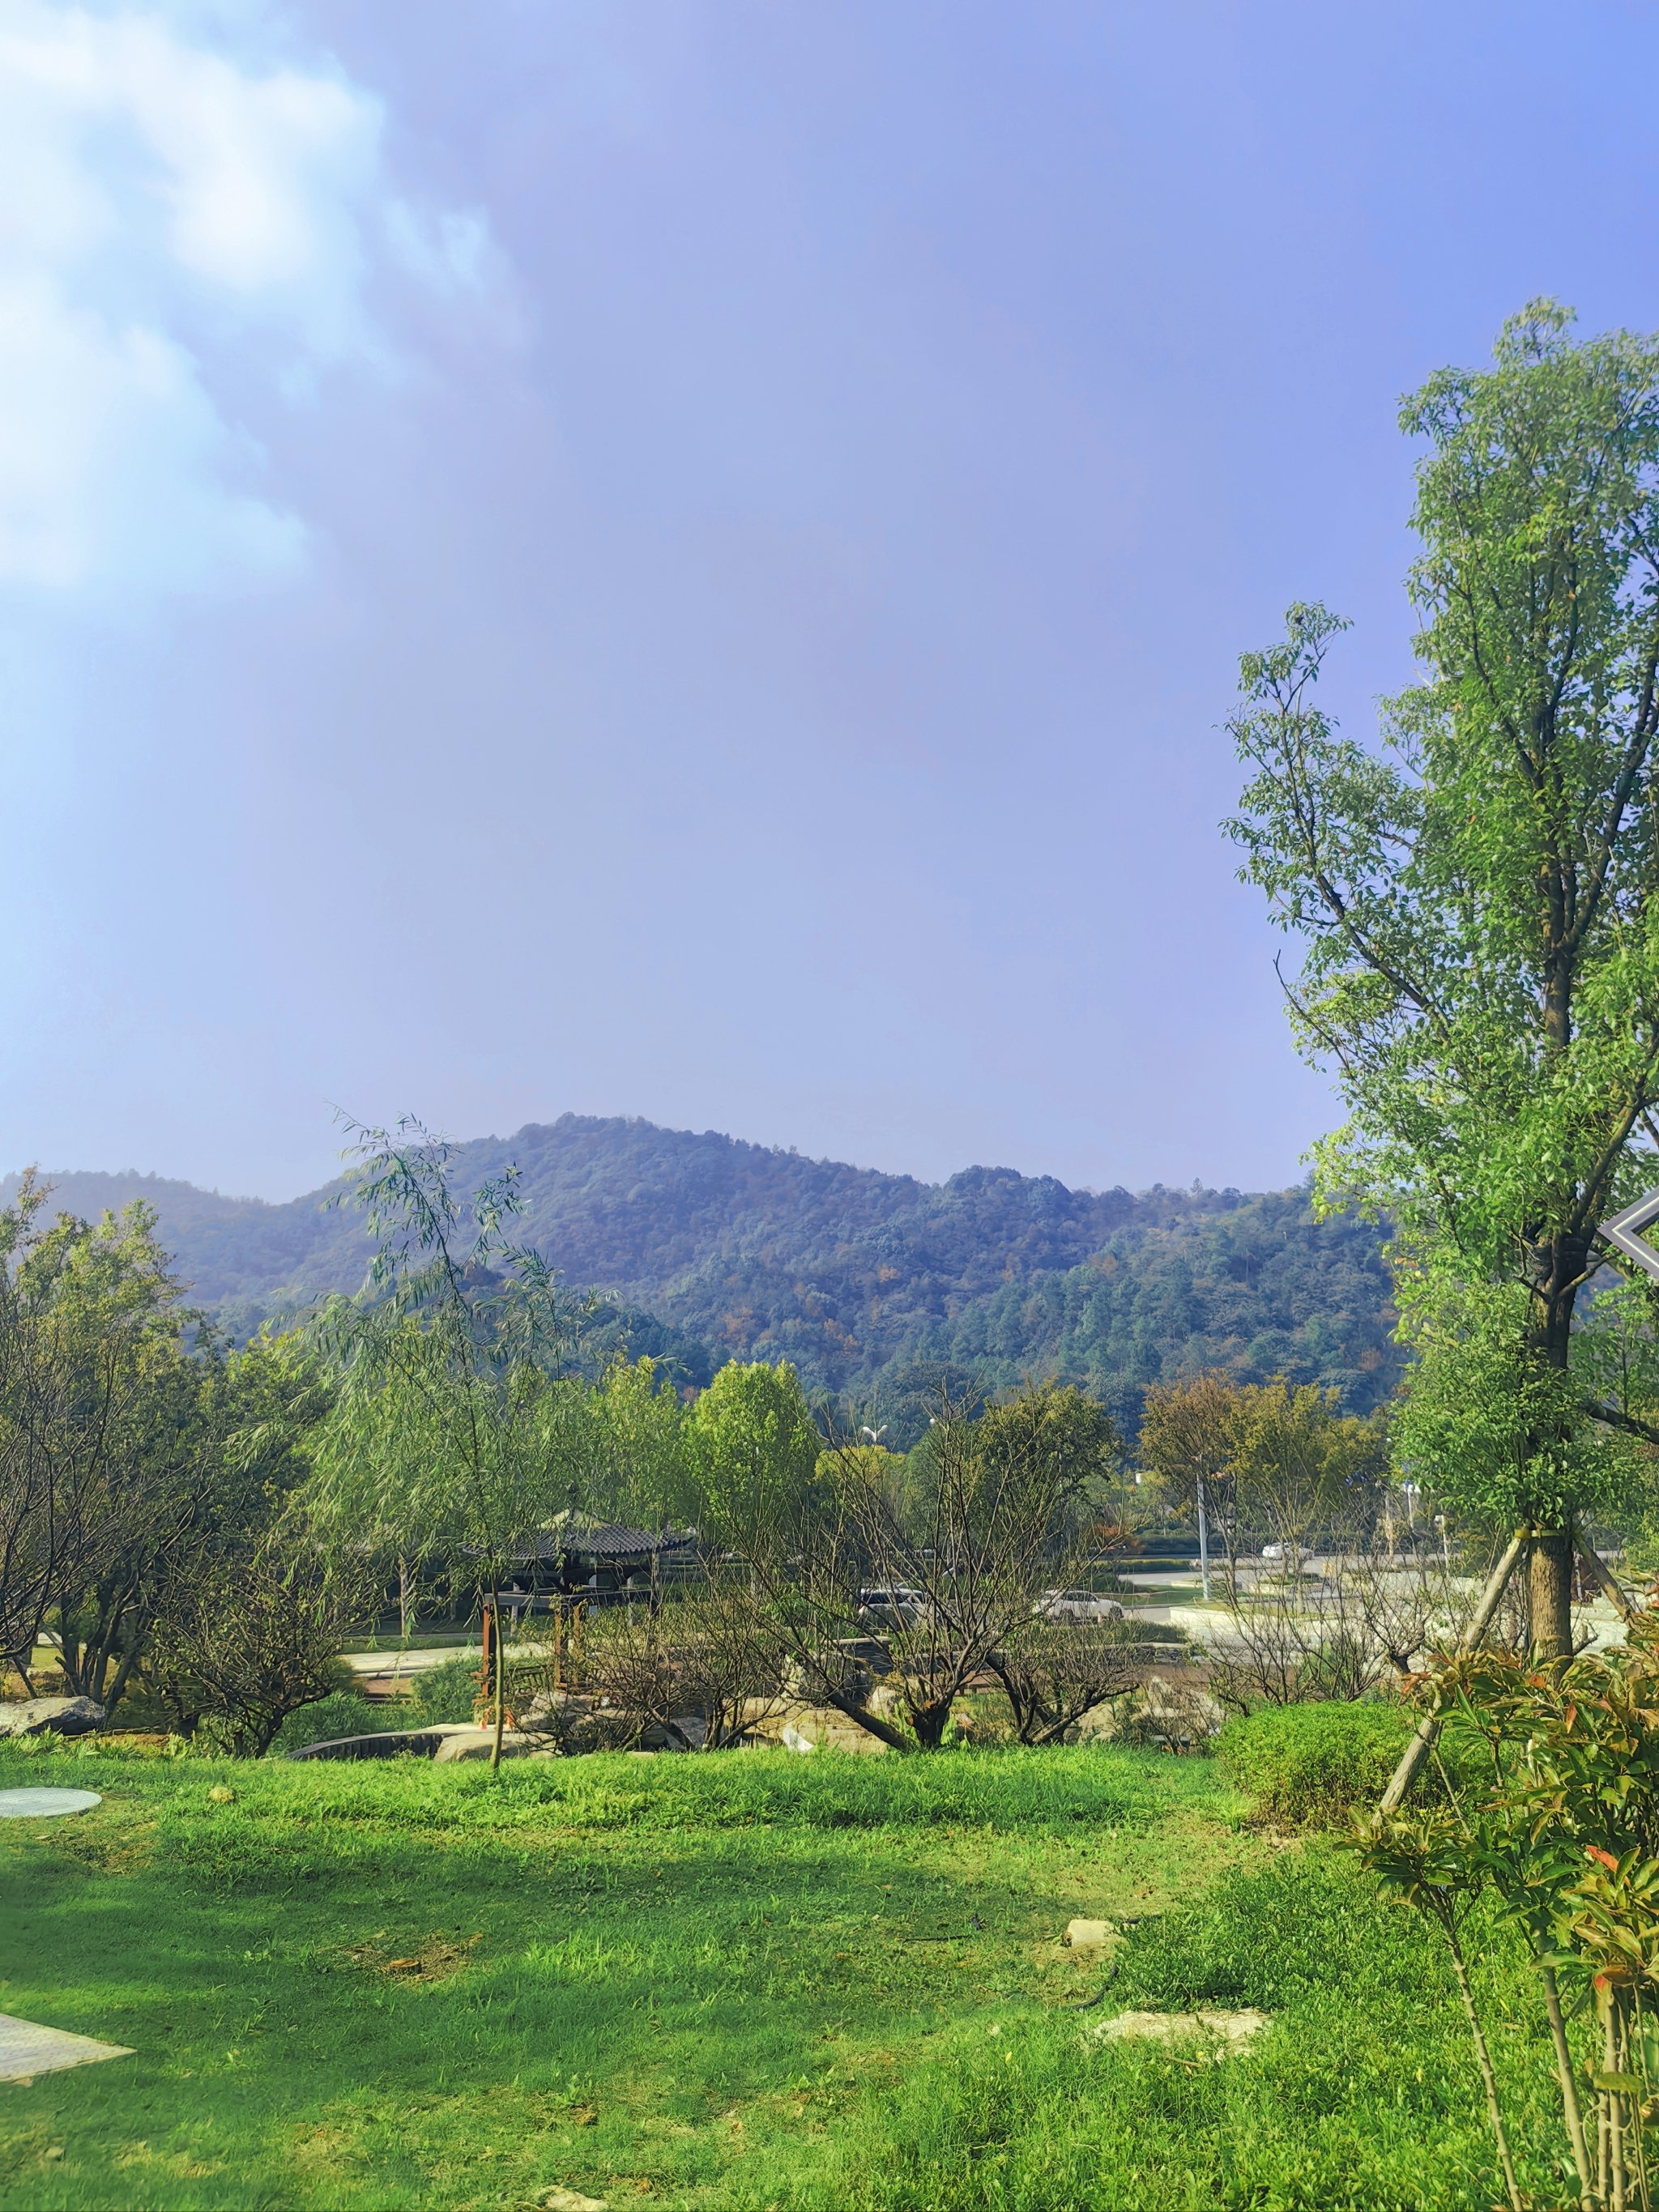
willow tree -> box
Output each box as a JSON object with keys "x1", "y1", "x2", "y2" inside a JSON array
[
  {"x1": 306, "y1": 1121, "x2": 584, "y2": 1766},
  {"x1": 1228, "y1": 303, "x2": 1659, "y2": 1656}
]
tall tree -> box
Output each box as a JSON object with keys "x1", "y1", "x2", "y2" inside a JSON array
[
  {"x1": 685, "y1": 1360, "x2": 822, "y2": 1558},
  {"x1": 305, "y1": 1120, "x2": 584, "y2": 1766},
  {"x1": 0, "y1": 1182, "x2": 182, "y2": 1689},
  {"x1": 1228, "y1": 301, "x2": 1659, "y2": 1654}
]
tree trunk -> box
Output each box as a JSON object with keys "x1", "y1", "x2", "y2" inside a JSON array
[
  {"x1": 1529, "y1": 1528, "x2": 1574, "y2": 1664},
  {"x1": 1529, "y1": 1236, "x2": 1584, "y2": 1665},
  {"x1": 908, "y1": 1696, "x2": 955, "y2": 1748},
  {"x1": 490, "y1": 1600, "x2": 506, "y2": 1773}
]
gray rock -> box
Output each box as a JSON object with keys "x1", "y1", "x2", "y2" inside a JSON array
[
  {"x1": 1090, "y1": 2007, "x2": 1267, "y2": 2053},
  {"x1": 0, "y1": 1697, "x2": 105, "y2": 1739},
  {"x1": 431, "y1": 1728, "x2": 542, "y2": 1762}
]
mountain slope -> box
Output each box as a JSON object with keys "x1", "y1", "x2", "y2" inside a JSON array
[{"x1": 5, "y1": 1115, "x2": 1405, "y2": 1421}]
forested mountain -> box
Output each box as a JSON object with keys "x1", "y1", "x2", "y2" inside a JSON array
[{"x1": 4, "y1": 1115, "x2": 1404, "y2": 1430}]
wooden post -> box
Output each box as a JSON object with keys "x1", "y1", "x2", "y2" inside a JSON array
[{"x1": 1380, "y1": 1530, "x2": 1528, "y2": 1814}]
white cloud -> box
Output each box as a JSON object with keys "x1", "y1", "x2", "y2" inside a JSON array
[{"x1": 0, "y1": 0, "x2": 493, "y2": 599}]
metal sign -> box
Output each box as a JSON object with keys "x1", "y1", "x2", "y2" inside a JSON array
[{"x1": 1597, "y1": 1190, "x2": 1659, "y2": 1284}]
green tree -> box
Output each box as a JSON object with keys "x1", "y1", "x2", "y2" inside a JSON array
[
  {"x1": 0, "y1": 1181, "x2": 185, "y2": 1689},
  {"x1": 1228, "y1": 301, "x2": 1659, "y2": 1655},
  {"x1": 57, "y1": 1328, "x2": 332, "y2": 1717},
  {"x1": 586, "y1": 1354, "x2": 695, "y2": 1529},
  {"x1": 685, "y1": 1359, "x2": 822, "y2": 1557},
  {"x1": 305, "y1": 1120, "x2": 582, "y2": 1767}
]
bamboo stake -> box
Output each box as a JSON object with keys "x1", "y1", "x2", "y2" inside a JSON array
[
  {"x1": 1380, "y1": 1531, "x2": 1529, "y2": 1815},
  {"x1": 1574, "y1": 1529, "x2": 1643, "y2": 1627}
]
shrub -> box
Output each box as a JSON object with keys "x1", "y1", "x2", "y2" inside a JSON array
[
  {"x1": 1217, "y1": 1699, "x2": 1408, "y2": 1826},
  {"x1": 412, "y1": 1655, "x2": 484, "y2": 1724},
  {"x1": 267, "y1": 1690, "x2": 399, "y2": 1758},
  {"x1": 144, "y1": 1541, "x2": 369, "y2": 1755}
]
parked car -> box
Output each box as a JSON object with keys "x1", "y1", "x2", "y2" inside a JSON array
[
  {"x1": 1260, "y1": 1543, "x2": 1287, "y2": 1561},
  {"x1": 1034, "y1": 1588, "x2": 1125, "y2": 1623},
  {"x1": 856, "y1": 1585, "x2": 930, "y2": 1627}
]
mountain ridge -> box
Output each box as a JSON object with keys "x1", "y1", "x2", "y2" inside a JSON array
[{"x1": 2, "y1": 1113, "x2": 1403, "y2": 1426}]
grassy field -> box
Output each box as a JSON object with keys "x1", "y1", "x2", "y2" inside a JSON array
[{"x1": 0, "y1": 1740, "x2": 1579, "y2": 2211}]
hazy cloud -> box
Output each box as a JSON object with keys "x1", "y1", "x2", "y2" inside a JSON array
[{"x1": 0, "y1": 0, "x2": 493, "y2": 599}]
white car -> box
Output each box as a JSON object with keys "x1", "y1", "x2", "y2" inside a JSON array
[
  {"x1": 1034, "y1": 1588, "x2": 1125, "y2": 1623},
  {"x1": 857, "y1": 1585, "x2": 930, "y2": 1626}
]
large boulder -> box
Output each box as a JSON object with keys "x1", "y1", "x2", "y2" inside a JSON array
[{"x1": 0, "y1": 1696, "x2": 105, "y2": 1739}]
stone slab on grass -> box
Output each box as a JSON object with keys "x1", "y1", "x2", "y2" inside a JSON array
[
  {"x1": 0, "y1": 2014, "x2": 133, "y2": 2084},
  {"x1": 0, "y1": 1788, "x2": 102, "y2": 1819},
  {"x1": 1092, "y1": 2007, "x2": 1268, "y2": 2054},
  {"x1": 1064, "y1": 1918, "x2": 1116, "y2": 1952}
]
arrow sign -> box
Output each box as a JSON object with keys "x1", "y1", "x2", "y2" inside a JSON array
[{"x1": 1597, "y1": 1190, "x2": 1659, "y2": 1284}]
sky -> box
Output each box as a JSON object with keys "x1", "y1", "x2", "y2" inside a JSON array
[{"x1": 4, "y1": 0, "x2": 1659, "y2": 1202}]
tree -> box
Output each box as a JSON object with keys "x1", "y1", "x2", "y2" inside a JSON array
[
  {"x1": 145, "y1": 1530, "x2": 370, "y2": 1756},
  {"x1": 574, "y1": 1572, "x2": 791, "y2": 1750},
  {"x1": 685, "y1": 1360, "x2": 822, "y2": 1560},
  {"x1": 585, "y1": 1354, "x2": 696, "y2": 1531},
  {"x1": 1140, "y1": 1375, "x2": 1385, "y2": 1585},
  {"x1": 1228, "y1": 301, "x2": 1659, "y2": 1656},
  {"x1": 55, "y1": 1331, "x2": 332, "y2": 1717},
  {"x1": 988, "y1": 1615, "x2": 1145, "y2": 1745},
  {"x1": 1138, "y1": 1375, "x2": 1246, "y2": 1595},
  {"x1": 830, "y1": 1384, "x2": 1121, "y2": 1748},
  {"x1": 305, "y1": 1120, "x2": 586, "y2": 1767},
  {"x1": 0, "y1": 1181, "x2": 184, "y2": 1690}
]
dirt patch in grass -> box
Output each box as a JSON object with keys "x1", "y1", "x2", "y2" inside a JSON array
[
  {"x1": 339, "y1": 1930, "x2": 483, "y2": 1982},
  {"x1": 44, "y1": 1816, "x2": 158, "y2": 1876}
]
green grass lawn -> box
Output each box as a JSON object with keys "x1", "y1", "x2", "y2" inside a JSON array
[{"x1": 0, "y1": 1741, "x2": 1582, "y2": 2211}]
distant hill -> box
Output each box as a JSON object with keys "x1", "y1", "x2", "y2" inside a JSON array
[{"x1": 3, "y1": 1115, "x2": 1405, "y2": 1434}]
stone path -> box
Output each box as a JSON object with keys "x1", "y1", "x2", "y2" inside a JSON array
[{"x1": 0, "y1": 2014, "x2": 132, "y2": 2084}]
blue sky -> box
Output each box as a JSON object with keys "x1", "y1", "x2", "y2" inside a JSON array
[{"x1": 4, "y1": 0, "x2": 1658, "y2": 1200}]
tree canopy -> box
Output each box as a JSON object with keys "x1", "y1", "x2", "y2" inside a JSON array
[{"x1": 1229, "y1": 300, "x2": 1659, "y2": 1647}]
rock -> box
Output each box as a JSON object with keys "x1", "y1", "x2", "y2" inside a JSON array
[
  {"x1": 1124, "y1": 1676, "x2": 1226, "y2": 1751},
  {"x1": 431, "y1": 1729, "x2": 541, "y2": 1763},
  {"x1": 540, "y1": 2189, "x2": 608, "y2": 2212},
  {"x1": 1064, "y1": 1918, "x2": 1115, "y2": 1951},
  {"x1": 1092, "y1": 2007, "x2": 1267, "y2": 2053},
  {"x1": 0, "y1": 1697, "x2": 104, "y2": 1740}
]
